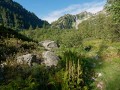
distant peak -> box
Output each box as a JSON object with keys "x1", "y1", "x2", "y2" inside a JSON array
[{"x1": 51, "y1": 11, "x2": 93, "y2": 29}]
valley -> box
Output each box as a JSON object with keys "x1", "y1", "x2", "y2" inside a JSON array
[{"x1": 0, "y1": 0, "x2": 120, "y2": 90}]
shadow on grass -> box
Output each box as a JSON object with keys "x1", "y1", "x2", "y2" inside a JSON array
[
  {"x1": 0, "y1": 44, "x2": 18, "y2": 62},
  {"x1": 0, "y1": 26, "x2": 37, "y2": 42},
  {"x1": 59, "y1": 50, "x2": 96, "y2": 89},
  {"x1": 60, "y1": 41, "x2": 107, "y2": 89},
  {"x1": 0, "y1": 26, "x2": 38, "y2": 62}
]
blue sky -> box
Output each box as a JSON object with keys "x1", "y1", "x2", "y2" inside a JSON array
[{"x1": 13, "y1": 0, "x2": 106, "y2": 23}]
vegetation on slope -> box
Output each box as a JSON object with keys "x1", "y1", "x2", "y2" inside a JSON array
[
  {"x1": 106, "y1": 0, "x2": 120, "y2": 40},
  {"x1": 0, "y1": 0, "x2": 49, "y2": 29},
  {"x1": 0, "y1": 26, "x2": 95, "y2": 90},
  {"x1": 0, "y1": 25, "x2": 39, "y2": 62},
  {"x1": 0, "y1": 0, "x2": 120, "y2": 90},
  {"x1": 51, "y1": 11, "x2": 93, "y2": 29},
  {"x1": 19, "y1": 4, "x2": 120, "y2": 89}
]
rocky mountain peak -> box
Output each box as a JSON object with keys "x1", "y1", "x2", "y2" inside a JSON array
[{"x1": 51, "y1": 11, "x2": 93, "y2": 29}]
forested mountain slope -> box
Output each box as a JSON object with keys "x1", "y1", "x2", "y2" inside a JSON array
[
  {"x1": 0, "y1": 25, "x2": 37, "y2": 61},
  {"x1": 0, "y1": 0, "x2": 49, "y2": 29},
  {"x1": 0, "y1": 0, "x2": 120, "y2": 90}
]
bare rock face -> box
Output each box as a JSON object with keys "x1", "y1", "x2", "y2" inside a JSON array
[
  {"x1": 42, "y1": 51, "x2": 60, "y2": 67},
  {"x1": 39, "y1": 40, "x2": 58, "y2": 51},
  {"x1": 17, "y1": 54, "x2": 36, "y2": 66},
  {"x1": 39, "y1": 40, "x2": 60, "y2": 67}
]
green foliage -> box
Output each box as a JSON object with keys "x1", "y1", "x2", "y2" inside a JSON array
[
  {"x1": 0, "y1": 26, "x2": 36, "y2": 42},
  {"x1": 21, "y1": 28, "x2": 82, "y2": 48},
  {"x1": 0, "y1": 0, "x2": 49, "y2": 29},
  {"x1": 0, "y1": 65, "x2": 45, "y2": 90},
  {"x1": 0, "y1": 26, "x2": 37, "y2": 62},
  {"x1": 59, "y1": 50, "x2": 96, "y2": 89},
  {"x1": 0, "y1": 76, "x2": 39, "y2": 90},
  {"x1": 0, "y1": 1, "x2": 120, "y2": 90},
  {"x1": 78, "y1": 13, "x2": 115, "y2": 40},
  {"x1": 106, "y1": 0, "x2": 120, "y2": 41},
  {"x1": 62, "y1": 60, "x2": 85, "y2": 90},
  {"x1": 107, "y1": 0, "x2": 120, "y2": 23},
  {"x1": 60, "y1": 30, "x2": 82, "y2": 47}
]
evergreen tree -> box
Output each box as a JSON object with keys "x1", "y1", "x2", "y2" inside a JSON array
[
  {"x1": 29, "y1": 25, "x2": 33, "y2": 30},
  {"x1": 0, "y1": 0, "x2": 49, "y2": 29}
]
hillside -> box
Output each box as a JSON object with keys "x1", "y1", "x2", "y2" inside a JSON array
[
  {"x1": 0, "y1": 0, "x2": 120, "y2": 90},
  {"x1": 0, "y1": 0, "x2": 49, "y2": 29},
  {"x1": 19, "y1": 5, "x2": 120, "y2": 89},
  {"x1": 51, "y1": 11, "x2": 93, "y2": 29},
  {"x1": 0, "y1": 26, "x2": 39, "y2": 62},
  {"x1": 0, "y1": 26, "x2": 45, "y2": 89}
]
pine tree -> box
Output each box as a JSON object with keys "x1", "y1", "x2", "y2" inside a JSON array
[
  {"x1": 2, "y1": 9, "x2": 8, "y2": 27},
  {"x1": 29, "y1": 25, "x2": 33, "y2": 30},
  {"x1": 0, "y1": 0, "x2": 49, "y2": 29}
]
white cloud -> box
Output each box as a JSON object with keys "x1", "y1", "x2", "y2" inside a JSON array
[{"x1": 42, "y1": 0, "x2": 106, "y2": 23}]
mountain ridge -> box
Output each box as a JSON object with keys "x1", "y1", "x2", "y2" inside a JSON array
[
  {"x1": 51, "y1": 11, "x2": 93, "y2": 29},
  {"x1": 0, "y1": 0, "x2": 49, "y2": 29}
]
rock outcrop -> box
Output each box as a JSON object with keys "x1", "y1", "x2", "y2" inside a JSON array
[
  {"x1": 42, "y1": 51, "x2": 60, "y2": 67},
  {"x1": 16, "y1": 40, "x2": 60, "y2": 67},
  {"x1": 39, "y1": 40, "x2": 58, "y2": 51},
  {"x1": 17, "y1": 54, "x2": 36, "y2": 66},
  {"x1": 51, "y1": 11, "x2": 93, "y2": 29}
]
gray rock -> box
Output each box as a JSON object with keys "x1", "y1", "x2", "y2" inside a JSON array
[
  {"x1": 42, "y1": 51, "x2": 60, "y2": 67},
  {"x1": 93, "y1": 54, "x2": 99, "y2": 60},
  {"x1": 0, "y1": 62, "x2": 7, "y2": 68},
  {"x1": 95, "y1": 55, "x2": 99, "y2": 60},
  {"x1": 17, "y1": 54, "x2": 36, "y2": 66},
  {"x1": 96, "y1": 73, "x2": 102, "y2": 77},
  {"x1": 39, "y1": 40, "x2": 58, "y2": 51},
  {"x1": 97, "y1": 81, "x2": 104, "y2": 90}
]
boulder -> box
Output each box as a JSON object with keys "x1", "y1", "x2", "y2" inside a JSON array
[
  {"x1": 42, "y1": 51, "x2": 60, "y2": 67},
  {"x1": 0, "y1": 62, "x2": 7, "y2": 68},
  {"x1": 97, "y1": 81, "x2": 104, "y2": 90},
  {"x1": 17, "y1": 54, "x2": 36, "y2": 66},
  {"x1": 94, "y1": 54, "x2": 99, "y2": 60},
  {"x1": 96, "y1": 72, "x2": 102, "y2": 77},
  {"x1": 39, "y1": 40, "x2": 58, "y2": 51}
]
